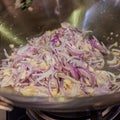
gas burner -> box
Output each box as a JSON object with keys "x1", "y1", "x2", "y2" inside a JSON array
[{"x1": 26, "y1": 106, "x2": 120, "y2": 120}]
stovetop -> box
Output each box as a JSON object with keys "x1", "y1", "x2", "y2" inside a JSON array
[
  {"x1": 7, "y1": 106, "x2": 120, "y2": 120},
  {"x1": 7, "y1": 108, "x2": 30, "y2": 120}
]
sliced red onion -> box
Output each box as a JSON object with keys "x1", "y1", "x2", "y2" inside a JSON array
[
  {"x1": 69, "y1": 64, "x2": 79, "y2": 80},
  {"x1": 35, "y1": 69, "x2": 53, "y2": 83},
  {"x1": 90, "y1": 38, "x2": 106, "y2": 53},
  {"x1": 51, "y1": 38, "x2": 58, "y2": 44},
  {"x1": 78, "y1": 67, "x2": 95, "y2": 86},
  {"x1": 66, "y1": 45, "x2": 86, "y2": 56},
  {"x1": 48, "y1": 77, "x2": 59, "y2": 96},
  {"x1": 3, "y1": 49, "x2": 9, "y2": 58},
  {"x1": 0, "y1": 22, "x2": 119, "y2": 97}
]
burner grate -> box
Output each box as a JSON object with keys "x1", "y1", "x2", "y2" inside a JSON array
[
  {"x1": 27, "y1": 106, "x2": 120, "y2": 120},
  {"x1": 7, "y1": 106, "x2": 120, "y2": 120},
  {"x1": 7, "y1": 107, "x2": 30, "y2": 120}
]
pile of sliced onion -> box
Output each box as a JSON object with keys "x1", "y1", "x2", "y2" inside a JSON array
[{"x1": 0, "y1": 22, "x2": 120, "y2": 97}]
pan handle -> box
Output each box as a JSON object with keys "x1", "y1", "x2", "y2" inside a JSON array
[{"x1": 0, "y1": 96, "x2": 13, "y2": 111}]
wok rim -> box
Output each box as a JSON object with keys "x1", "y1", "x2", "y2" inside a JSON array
[{"x1": 0, "y1": 91, "x2": 120, "y2": 112}]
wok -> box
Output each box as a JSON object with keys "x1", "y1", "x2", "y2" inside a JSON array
[{"x1": 0, "y1": 0, "x2": 120, "y2": 112}]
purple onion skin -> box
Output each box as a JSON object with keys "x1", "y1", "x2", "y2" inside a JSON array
[
  {"x1": 69, "y1": 64, "x2": 79, "y2": 80},
  {"x1": 90, "y1": 39, "x2": 106, "y2": 53},
  {"x1": 78, "y1": 67, "x2": 95, "y2": 87}
]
